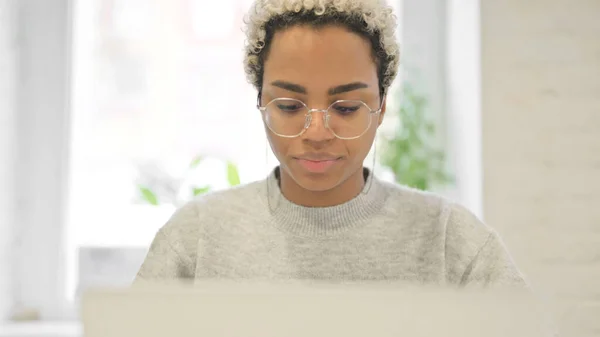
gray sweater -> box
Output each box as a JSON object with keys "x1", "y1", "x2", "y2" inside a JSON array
[{"x1": 135, "y1": 167, "x2": 527, "y2": 287}]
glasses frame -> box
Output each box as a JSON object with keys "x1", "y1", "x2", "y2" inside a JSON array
[{"x1": 256, "y1": 95, "x2": 385, "y2": 140}]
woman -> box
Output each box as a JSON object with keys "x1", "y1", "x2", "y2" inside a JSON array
[{"x1": 135, "y1": 0, "x2": 527, "y2": 288}]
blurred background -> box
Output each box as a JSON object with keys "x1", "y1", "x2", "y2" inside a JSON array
[{"x1": 0, "y1": 0, "x2": 598, "y2": 336}]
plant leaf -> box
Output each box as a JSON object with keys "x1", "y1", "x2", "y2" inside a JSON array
[
  {"x1": 377, "y1": 81, "x2": 454, "y2": 192},
  {"x1": 139, "y1": 186, "x2": 159, "y2": 205},
  {"x1": 192, "y1": 186, "x2": 211, "y2": 196},
  {"x1": 189, "y1": 155, "x2": 204, "y2": 169},
  {"x1": 227, "y1": 161, "x2": 241, "y2": 186}
]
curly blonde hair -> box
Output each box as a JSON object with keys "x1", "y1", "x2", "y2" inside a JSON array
[{"x1": 243, "y1": 0, "x2": 400, "y2": 97}]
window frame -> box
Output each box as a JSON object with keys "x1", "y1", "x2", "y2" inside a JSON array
[{"x1": 13, "y1": 0, "x2": 75, "y2": 321}]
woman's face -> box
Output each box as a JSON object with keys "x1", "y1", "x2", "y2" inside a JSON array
[{"x1": 261, "y1": 24, "x2": 385, "y2": 192}]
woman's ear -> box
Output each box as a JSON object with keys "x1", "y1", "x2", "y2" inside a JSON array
[
  {"x1": 377, "y1": 96, "x2": 387, "y2": 126},
  {"x1": 256, "y1": 90, "x2": 262, "y2": 108}
]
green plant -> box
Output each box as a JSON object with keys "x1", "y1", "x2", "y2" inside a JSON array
[
  {"x1": 379, "y1": 83, "x2": 453, "y2": 191},
  {"x1": 135, "y1": 156, "x2": 241, "y2": 207}
]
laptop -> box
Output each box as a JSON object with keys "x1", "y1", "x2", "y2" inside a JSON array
[{"x1": 81, "y1": 281, "x2": 548, "y2": 337}]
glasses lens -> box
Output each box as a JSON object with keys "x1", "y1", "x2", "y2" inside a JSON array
[
  {"x1": 327, "y1": 101, "x2": 373, "y2": 138},
  {"x1": 263, "y1": 98, "x2": 308, "y2": 137}
]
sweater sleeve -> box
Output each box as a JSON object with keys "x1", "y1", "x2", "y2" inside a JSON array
[
  {"x1": 444, "y1": 203, "x2": 528, "y2": 288},
  {"x1": 133, "y1": 202, "x2": 199, "y2": 283},
  {"x1": 134, "y1": 230, "x2": 193, "y2": 282},
  {"x1": 459, "y1": 231, "x2": 528, "y2": 287}
]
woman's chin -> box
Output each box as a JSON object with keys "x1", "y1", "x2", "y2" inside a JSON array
[
  {"x1": 280, "y1": 166, "x2": 336, "y2": 192},
  {"x1": 297, "y1": 179, "x2": 339, "y2": 193}
]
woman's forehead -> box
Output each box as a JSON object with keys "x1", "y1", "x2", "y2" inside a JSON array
[{"x1": 262, "y1": 25, "x2": 379, "y2": 90}]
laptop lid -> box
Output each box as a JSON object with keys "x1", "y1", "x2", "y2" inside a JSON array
[{"x1": 81, "y1": 281, "x2": 547, "y2": 337}]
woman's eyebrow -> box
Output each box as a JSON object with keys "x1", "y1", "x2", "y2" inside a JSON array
[
  {"x1": 269, "y1": 80, "x2": 369, "y2": 95},
  {"x1": 328, "y1": 82, "x2": 369, "y2": 95},
  {"x1": 270, "y1": 80, "x2": 307, "y2": 94}
]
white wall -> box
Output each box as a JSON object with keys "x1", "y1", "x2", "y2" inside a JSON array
[
  {"x1": 481, "y1": 0, "x2": 600, "y2": 335},
  {"x1": 0, "y1": 0, "x2": 17, "y2": 322},
  {"x1": 11, "y1": 0, "x2": 72, "y2": 320}
]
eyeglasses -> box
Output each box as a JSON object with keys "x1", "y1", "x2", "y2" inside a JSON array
[{"x1": 257, "y1": 97, "x2": 383, "y2": 140}]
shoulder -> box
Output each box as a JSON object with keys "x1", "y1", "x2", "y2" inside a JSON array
[
  {"x1": 378, "y1": 179, "x2": 494, "y2": 246},
  {"x1": 444, "y1": 201, "x2": 495, "y2": 248},
  {"x1": 156, "y1": 180, "x2": 267, "y2": 245},
  {"x1": 136, "y1": 181, "x2": 268, "y2": 278},
  {"x1": 379, "y1": 180, "x2": 448, "y2": 219},
  {"x1": 191, "y1": 179, "x2": 267, "y2": 213},
  {"x1": 378, "y1": 181, "x2": 520, "y2": 284}
]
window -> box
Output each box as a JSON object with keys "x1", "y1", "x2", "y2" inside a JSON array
[
  {"x1": 66, "y1": 0, "x2": 275, "y2": 303},
  {"x1": 10, "y1": 0, "x2": 481, "y2": 323}
]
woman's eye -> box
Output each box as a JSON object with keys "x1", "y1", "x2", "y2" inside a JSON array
[
  {"x1": 333, "y1": 104, "x2": 361, "y2": 115},
  {"x1": 277, "y1": 104, "x2": 303, "y2": 113}
]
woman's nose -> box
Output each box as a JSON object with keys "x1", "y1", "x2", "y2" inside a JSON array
[{"x1": 303, "y1": 110, "x2": 334, "y2": 141}]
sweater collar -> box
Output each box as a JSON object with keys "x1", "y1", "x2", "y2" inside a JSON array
[{"x1": 264, "y1": 166, "x2": 389, "y2": 237}]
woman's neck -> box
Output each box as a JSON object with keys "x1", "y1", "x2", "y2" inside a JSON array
[{"x1": 278, "y1": 167, "x2": 366, "y2": 207}]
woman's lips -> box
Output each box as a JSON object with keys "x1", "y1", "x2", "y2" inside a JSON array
[{"x1": 295, "y1": 158, "x2": 339, "y2": 173}]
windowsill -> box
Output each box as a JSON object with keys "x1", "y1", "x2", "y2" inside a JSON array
[{"x1": 0, "y1": 322, "x2": 81, "y2": 337}]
